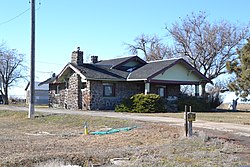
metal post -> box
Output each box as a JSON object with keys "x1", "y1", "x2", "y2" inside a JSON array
[{"x1": 28, "y1": 0, "x2": 35, "y2": 118}]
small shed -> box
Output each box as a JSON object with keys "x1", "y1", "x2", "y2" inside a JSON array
[{"x1": 25, "y1": 82, "x2": 49, "y2": 105}]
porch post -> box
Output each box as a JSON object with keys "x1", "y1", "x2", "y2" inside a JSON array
[
  {"x1": 144, "y1": 82, "x2": 150, "y2": 95},
  {"x1": 195, "y1": 85, "x2": 199, "y2": 96}
]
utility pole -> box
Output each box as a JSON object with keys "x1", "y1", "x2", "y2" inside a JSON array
[{"x1": 28, "y1": 0, "x2": 35, "y2": 118}]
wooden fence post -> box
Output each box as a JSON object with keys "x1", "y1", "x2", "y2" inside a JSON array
[
  {"x1": 184, "y1": 105, "x2": 188, "y2": 137},
  {"x1": 188, "y1": 106, "x2": 193, "y2": 137}
]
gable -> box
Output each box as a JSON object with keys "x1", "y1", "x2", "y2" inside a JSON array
[
  {"x1": 152, "y1": 63, "x2": 201, "y2": 82},
  {"x1": 53, "y1": 64, "x2": 87, "y2": 84}
]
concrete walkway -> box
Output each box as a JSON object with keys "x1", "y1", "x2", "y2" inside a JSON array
[{"x1": 1, "y1": 105, "x2": 250, "y2": 137}]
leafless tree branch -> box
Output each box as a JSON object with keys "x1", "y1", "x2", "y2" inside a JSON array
[
  {"x1": 166, "y1": 11, "x2": 249, "y2": 95},
  {"x1": 0, "y1": 45, "x2": 27, "y2": 104}
]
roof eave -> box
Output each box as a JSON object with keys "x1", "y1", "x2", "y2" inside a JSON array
[
  {"x1": 126, "y1": 78, "x2": 147, "y2": 81},
  {"x1": 149, "y1": 79, "x2": 202, "y2": 85},
  {"x1": 86, "y1": 78, "x2": 126, "y2": 81}
]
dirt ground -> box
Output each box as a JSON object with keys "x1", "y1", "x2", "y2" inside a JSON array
[
  {"x1": 0, "y1": 110, "x2": 249, "y2": 167},
  {"x1": 0, "y1": 112, "x2": 180, "y2": 166}
]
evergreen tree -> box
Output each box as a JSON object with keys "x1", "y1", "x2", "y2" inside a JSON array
[{"x1": 226, "y1": 39, "x2": 250, "y2": 98}]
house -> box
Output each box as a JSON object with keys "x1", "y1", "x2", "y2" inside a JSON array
[
  {"x1": 25, "y1": 81, "x2": 49, "y2": 105},
  {"x1": 48, "y1": 47, "x2": 211, "y2": 111}
]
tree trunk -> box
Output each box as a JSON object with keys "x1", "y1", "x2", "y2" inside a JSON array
[
  {"x1": 3, "y1": 86, "x2": 9, "y2": 105},
  {"x1": 3, "y1": 95, "x2": 8, "y2": 105},
  {"x1": 201, "y1": 83, "x2": 207, "y2": 98}
]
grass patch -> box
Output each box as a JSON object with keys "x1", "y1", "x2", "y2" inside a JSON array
[
  {"x1": 0, "y1": 110, "x2": 26, "y2": 119},
  {"x1": 196, "y1": 112, "x2": 250, "y2": 125},
  {"x1": 0, "y1": 110, "x2": 138, "y2": 131}
]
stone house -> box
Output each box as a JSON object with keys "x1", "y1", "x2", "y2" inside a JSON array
[{"x1": 48, "y1": 47, "x2": 210, "y2": 110}]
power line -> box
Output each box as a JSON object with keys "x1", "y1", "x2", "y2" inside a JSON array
[
  {"x1": 0, "y1": 1, "x2": 41, "y2": 26},
  {"x1": 36, "y1": 61, "x2": 65, "y2": 66},
  {"x1": 36, "y1": 70, "x2": 53, "y2": 74},
  {"x1": 0, "y1": 8, "x2": 30, "y2": 26}
]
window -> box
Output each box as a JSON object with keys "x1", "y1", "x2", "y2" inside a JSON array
[
  {"x1": 65, "y1": 79, "x2": 69, "y2": 89},
  {"x1": 103, "y1": 83, "x2": 115, "y2": 97},
  {"x1": 81, "y1": 82, "x2": 87, "y2": 89},
  {"x1": 55, "y1": 85, "x2": 60, "y2": 94},
  {"x1": 158, "y1": 87, "x2": 165, "y2": 97}
]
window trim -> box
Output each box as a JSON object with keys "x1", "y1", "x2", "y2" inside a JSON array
[
  {"x1": 103, "y1": 83, "x2": 115, "y2": 97},
  {"x1": 157, "y1": 86, "x2": 166, "y2": 97}
]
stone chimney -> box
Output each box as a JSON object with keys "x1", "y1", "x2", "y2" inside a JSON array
[
  {"x1": 71, "y1": 47, "x2": 83, "y2": 65},
  {"x1": 91, "y1": 55, "x2": 98, "y2": 64}
]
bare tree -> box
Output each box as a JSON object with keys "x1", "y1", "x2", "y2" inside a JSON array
[
  {"x1": 125, "y1": 34, "x2": 172, "y2": 61},
  {"x1": 206, "y1": 77, "x2": 234, "y2": 108},
  {"x1": 0, "y1": 45, "x2": 26, "y2": 104},
  {"x1": 166, "y1": 11, "x2": 249, "y2": 96}
]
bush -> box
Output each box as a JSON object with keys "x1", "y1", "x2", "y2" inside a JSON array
[
  {"x1": 178, "y1": 96, "x2": 210, "y2": 112},
  {"x1": 115, "y1": 94, "x2": 165, "y2": 113},
  {"x1": 115, "y1": 98, "x2": 133, "y2": 112}
]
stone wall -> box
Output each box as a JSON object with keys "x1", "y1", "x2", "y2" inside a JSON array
[
  {"x1": 66, "y1": 73, "x2": 82, "y2": 109},
  {"x1": 89, "y1": 81, "x2": 143, "y2": 110},
  {"x1": 49, "y1": 73, "x2": 82, "y2": 110},
  {"x1": 50, "y1": 77, "x2": 181, "y2": 111},
  {"x1": 49, "y1": 83, "x2": 66, "y2": 108}
]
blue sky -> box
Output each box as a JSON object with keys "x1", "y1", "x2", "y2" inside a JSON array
[{"x1": 0, "y1": 0, "x2": 249, "y2": 97}]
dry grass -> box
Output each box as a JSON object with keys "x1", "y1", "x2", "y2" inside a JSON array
[
  {"x1": 141, "y1": 111, "x2": 250, "y2": 125},
  {"x1": 0, "y1": 110, "x2": 249, "y2": 167},
  {"x1": 218, "y1": 103, "x2": 250, "y2": 111}
]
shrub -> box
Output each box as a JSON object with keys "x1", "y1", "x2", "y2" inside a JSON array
[
  {"x1": 115, "y1": 98, "x2": 133, "y2": 112},
  {"x1": 115, "y1": 94, "x2": 165, "y2": 113},
  {"x1": 131, "y1": 94, "x2": 164, "y2": 113},
  {"x1": 178, "y1": 96, "x2": 210, "y2": 112}
]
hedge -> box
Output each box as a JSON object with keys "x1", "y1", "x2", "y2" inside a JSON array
[{"x1": 115, "y1": 93, "x2": 165, "y2": 113}]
